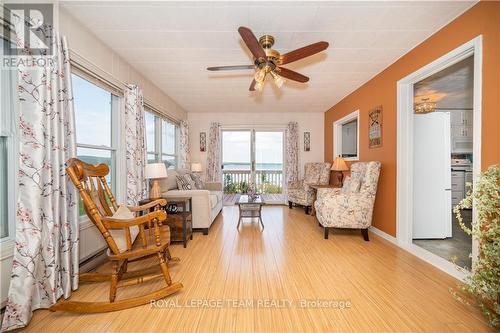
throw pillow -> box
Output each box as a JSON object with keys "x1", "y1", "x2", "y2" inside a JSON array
[
  {"x1": 190, "y1": 173, "x2": 205, "y2": 189},
  {"x1": 177, "y1": 174, "x2": 196, "y2": 190},
  {"x1": 341, "y1": 176, "x2": 361, "y2": 194},
  {"x1": 109, "y1": 205, "x2": 139, "y2": 253}
]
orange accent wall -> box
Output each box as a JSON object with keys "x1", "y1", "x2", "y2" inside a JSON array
[{"x1": 324, "y1": 2, "x2": 500, "y2": 237}]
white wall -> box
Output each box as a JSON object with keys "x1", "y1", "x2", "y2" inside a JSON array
[
  {"x1": 188, "y1": 112, "x2": 324, "y2": 178},
  {"x1": 59, "y1": 8, "x2": 187, "y2": 121}
]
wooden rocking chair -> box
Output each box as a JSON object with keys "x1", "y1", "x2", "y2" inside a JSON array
[{"x1": 50, "y1": 158, "x2": 183, "y2": 313}]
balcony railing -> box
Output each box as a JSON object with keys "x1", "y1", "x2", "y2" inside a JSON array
[{"x1": 222, "y1": 169, "x2": 283, "y2": 194}]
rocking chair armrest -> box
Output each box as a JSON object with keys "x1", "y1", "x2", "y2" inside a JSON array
[
  {"x1": 101, "y1": 210, "x2": 167, "y2": 229},
  {"x1": 128, "y1": 199, "x2": 167, "y2": 213}
]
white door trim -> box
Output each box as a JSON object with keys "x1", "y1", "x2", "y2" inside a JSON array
[{"x1": 396, "y1": 36, "x2": 482, "y2": 281}]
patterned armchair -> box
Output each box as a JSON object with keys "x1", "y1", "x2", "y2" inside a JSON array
[
  {"x1": 314, "y1": 161, "x2": 381, "y2": 240},
  {"x1": 287, "y1": 162, "x2": 331, "y2": 214}
]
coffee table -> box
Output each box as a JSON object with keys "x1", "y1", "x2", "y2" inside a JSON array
[{"x1": 236, "y1": 194, "x2": 265, "y2": 230}]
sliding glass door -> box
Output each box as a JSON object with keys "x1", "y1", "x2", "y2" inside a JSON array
[{"x1": 222, "y1": 129, "x2": 284, "y2": 204}]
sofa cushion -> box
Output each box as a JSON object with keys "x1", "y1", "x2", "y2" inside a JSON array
[
  {"x1": 190, "y1": 173, "x2": 205, "y2": 189},
  {"x1": 209, "y1": 193, "x2": 218, "y2": 209},
  {"x1": 159, "y1": 169, "x2": 179, "y2": 192},
  {"x1": 108, "y1": 205, "x2": 139, "y2": 253},
  {"x1": 341, "y1": 176, "x2": 361, "y2": 194},
  {"x1": 177, "y1": 174, "x2": 196, "y2": 190}
]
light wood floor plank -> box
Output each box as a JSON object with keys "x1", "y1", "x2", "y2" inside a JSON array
[{"x1": 18, "y1": 206, "x2": 494, "y2": 332}]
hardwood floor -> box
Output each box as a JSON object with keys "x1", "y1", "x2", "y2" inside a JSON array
[{"x1": 20, "y1": 206, "x2": 493, "y2": 332}]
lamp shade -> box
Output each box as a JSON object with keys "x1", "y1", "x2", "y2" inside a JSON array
[
  {"x1": 191, "y1": 162, "x2": 202, "y2": 172},
  {"x1": 145, "y1": 163, "x2": 168, "y2": 179},
  {"x1": 331, "y1": 157, "x2": 349, "y2": 171}
]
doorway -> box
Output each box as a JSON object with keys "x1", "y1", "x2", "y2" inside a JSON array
[
  {"x1": 221, "y1": 129, "x2": 285, "y2": 205},
  {"x1": 396, "y1": 37, "x2": 482, "y2": 280}
]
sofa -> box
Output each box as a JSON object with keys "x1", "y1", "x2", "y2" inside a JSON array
[
  {"x1": 287, "y1": 162, "x2": 331, "y2": 214},
  {"x1": 315, "y1": 161, "x2": 381, "y2": 241},
  {"x1": 159, "y1": 169, "x2": 222, "y2": 235}
]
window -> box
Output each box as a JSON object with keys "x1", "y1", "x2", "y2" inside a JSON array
[
  {"x1": 333, "y1": 110, "x2": 359, "y2": 160},
  {"x1": 144, "y1": 109, "x2": 178, "y2": 169},
  {"x1": 72, "y1": 73, "x2": 119, "y2": 215},
  {"x1": 1, "y1": 60, "x2": 17, "y2": 241},
  {"x1": 0, "y1": 137, "x2": 7, "y2": 239},
  {"x1": 145, "y1": 111, "x2": 158, "y2": 163},
  {"x1": 161, "y1": 119, "x2": 178, "y2": 169}
]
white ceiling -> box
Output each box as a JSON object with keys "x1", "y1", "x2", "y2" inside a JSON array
[{"x1": 61, "y1": 1, "x2": 476, "y2": 113}]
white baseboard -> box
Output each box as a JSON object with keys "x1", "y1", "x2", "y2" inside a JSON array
[
  {"x1": 369, "y1": 226, "x2": 468, "y2": 281},
  {"x1": 369, "y1": 226, "x2": 397, "y2": 245}
]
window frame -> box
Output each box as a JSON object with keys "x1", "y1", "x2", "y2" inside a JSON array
[
  {"x1": 161, "y1": 118, "x2": 179, "y2": 169},
  {"x1": 145, "y1": 107, "x2": 179, "y2": 169},
  {"x1": 333, "y1": 110, "x2": 360, "y2": 161}
]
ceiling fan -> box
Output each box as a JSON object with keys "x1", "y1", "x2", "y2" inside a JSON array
[{"x1": 207, "y1": 26, "x2": 329, "y2": 91}]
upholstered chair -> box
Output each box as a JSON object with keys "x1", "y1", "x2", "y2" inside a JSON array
[
  {"x1": 314, "y1": 161, "x2": 381, "y2": 240},
  {"x1": 287, "y1": 162, "x2": 332, "y2": 214}
]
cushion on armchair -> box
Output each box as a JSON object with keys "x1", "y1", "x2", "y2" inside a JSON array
[
  {"x1": 341, "y1": 176, "x2": 361, "y2": 194},
  {"x1": 108, "y1": 205, "x2": 140, "y2": 253}
]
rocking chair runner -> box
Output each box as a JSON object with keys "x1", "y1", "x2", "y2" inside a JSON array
[{"x1": 50, "y1": 158, "x2": 183, "y2": 313}]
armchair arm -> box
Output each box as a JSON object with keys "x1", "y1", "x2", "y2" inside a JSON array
[
  {"x1": 101, "y1": 210, "x2": 166, "y2": 229},
  {"x1": 127, "y1": 198, "x2": 167, "y2": 213}
]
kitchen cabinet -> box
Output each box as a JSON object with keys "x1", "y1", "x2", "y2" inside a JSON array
[{"x1": 450, "y1": 110, "x2": 473, "y2": 153}]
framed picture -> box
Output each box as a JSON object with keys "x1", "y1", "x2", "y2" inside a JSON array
[
  {"x1": 304, "y1": 132, "x2": 310, "y2": 151},
  {"x1": 200, "y1": 132, "x2": 206, "y2": 152},
  {"x1": 369, "y1": 106, "x2": 383, "y2": 148}
]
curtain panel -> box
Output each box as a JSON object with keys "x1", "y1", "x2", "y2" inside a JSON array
[
  {"x1": 124, "y1": 85, "x2": 147, "y2": 206},
  {"x1": 285, "y1": 121, "x2": 300, "y2": 193},
  {"x1": 179, "y1": 120, "x2": 190, "y2": 170},
  {"x1": 206, "y1": 122, "x2": 221, "y2": 182},
  {"x1": 1, "y1": 35, "x2": 79, "y2": 332}
]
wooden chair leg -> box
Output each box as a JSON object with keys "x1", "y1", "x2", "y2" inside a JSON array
[
  {"x1": 288, "y1": 201, "x2": 293, "y2": 208},
  {"x1": 157, "y1": 252, "x2": 172, "y2": 285},
  {"x1": 324, "y1": 227, "x2": 329, "y2": 239},
  {"x1": 361, "y1": 229, "x2": 369, "y2": 241},
  {"x1": 110, "y1": 262, "x2": 119, "y2": 303}
]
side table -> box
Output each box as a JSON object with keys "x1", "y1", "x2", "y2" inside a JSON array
[{"x1": 139, "y1": 197, "x2": 193, "y2": 248}]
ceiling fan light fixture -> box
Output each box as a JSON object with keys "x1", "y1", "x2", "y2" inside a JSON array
[
  {"x1": 271, "y1": 71, "x2": 285, "y2": 88},
  {"x1": 255, "y1": 81, "x2": 264, "y2": 92},
  {"x1": 254, "y1": 68, "x2": 266, "y2": 83}
]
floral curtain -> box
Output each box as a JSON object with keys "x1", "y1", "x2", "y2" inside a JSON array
[
  {"x1": 285, "y1": 121, "x2": 299, "y2": 192},
  {"x1": 124, "y1": 85, "x2": 147, "y2": 206},
  {"x1": 179, "y1": 120, "x2": 190, "y2": 170},
  {"x1": 206, "y1": 122, "x2": 221, "y2": 182},
  {"x1": 1, "y1": 35, "x2": 79, "y2": 331}
]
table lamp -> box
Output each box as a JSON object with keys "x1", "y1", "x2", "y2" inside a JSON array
[
  {"x1": 145, "y1": 163, "x2": 168, "y2": 200},
  {"x1": 191, "y1": 162, "x2": 202, "y2": 173},
  {"x1": 331, "y1": 156, "x2": 349, "y2": 186}
]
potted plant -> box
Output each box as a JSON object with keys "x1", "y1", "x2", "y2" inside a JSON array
[{"x1": 453, "y1": 165, "x2": 499, "y2": 327}]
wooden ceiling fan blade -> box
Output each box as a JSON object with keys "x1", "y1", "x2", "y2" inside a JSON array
[
  {"x1": 280, "y1": 41, "x2": 329, "y2": 65},
  {"x1": 249, "y1": 79, "x2": 257, "y2": 91},
  {"x1": 238, "y1": 26, "x2": 267, "y2": 60},
  {"x1": 276, "y1": 67, "x2": 309, "y2": 83},
  {"x1": 207, "y1": 65, "x2": 255, "y2": 71}
]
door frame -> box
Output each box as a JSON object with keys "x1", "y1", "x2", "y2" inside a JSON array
[
  {"x1": 221, "y1": 126, "x2": 286, "y2": 204},
  {"x1": 396, "y1": 36, "x2": 482, "y2": 280}
]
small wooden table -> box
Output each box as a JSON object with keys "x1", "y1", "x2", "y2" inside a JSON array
[
  {"x1": 139, "y1": 197, "x2": 193, "y2": 248},
  {"x1": 236, "y1": 195, "x2": 265, "y2": 230},
  {"x1": 310, "y1": 184, "x2": 340, "y2": 216}
]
